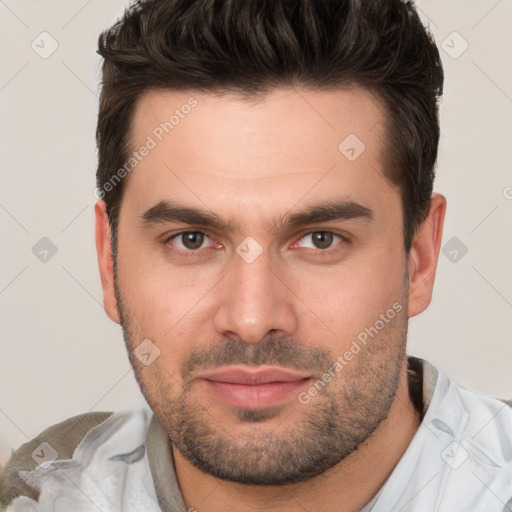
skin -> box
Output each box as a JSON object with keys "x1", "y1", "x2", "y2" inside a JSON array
[{"x1": 95, "y1": 87, "x2": 446, "y2": 511}]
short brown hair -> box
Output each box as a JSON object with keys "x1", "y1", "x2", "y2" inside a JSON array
[{"x1": 96, "y1": 0, "x2": 443, "y2": 253}]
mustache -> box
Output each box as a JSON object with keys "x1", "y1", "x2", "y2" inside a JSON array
[{"x1": 181, "y1": 337, "x2": 333, "y2": 380}]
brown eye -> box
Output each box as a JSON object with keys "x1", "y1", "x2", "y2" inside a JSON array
[
  {"x1": 167, "y1": 231, "x2": 211, "y2": 252},
  {"x1": 180, "y1": 232, "x2": 205, "y2": 250},
  {"x1": 311, "y1": 231, "x2": 334, "y2": 249},
  {"x1": 293, "y1": 231, "x2": 344, "y2": 252}
]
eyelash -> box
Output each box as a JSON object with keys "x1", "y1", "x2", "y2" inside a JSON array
[{"x1": 163, "y1": 230, "x2": 348, "y2": 257}]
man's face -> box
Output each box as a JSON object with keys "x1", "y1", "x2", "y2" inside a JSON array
[{"x1": 109, "y1": 87, "x2": 413, "y2": 484}]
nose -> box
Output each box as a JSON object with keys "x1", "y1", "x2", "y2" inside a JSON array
[{"x1": 212, "y1": 247, "x2": 299, "y2": 345}]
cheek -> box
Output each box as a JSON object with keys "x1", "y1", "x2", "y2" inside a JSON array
[
  {"x1": 117, "y1": 236, "x2": 201, "y2": 320},
  {"x1": 293, "y1": 248, "x2": 405, "y2": 347},
  {"x1": 117, "y1": 254, "x2": 218, "y2": 372}
]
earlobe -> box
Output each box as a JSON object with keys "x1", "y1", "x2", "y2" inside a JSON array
[
  {"x1": 94, "y1": 200, "x2": 121, "y2": 324},
  {"x1": 407, "y1": 193, "x2": 447, "y2": 318}
]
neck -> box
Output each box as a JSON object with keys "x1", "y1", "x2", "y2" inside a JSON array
[{"x1": 173, "y1": 365, "x2": 421, "y2": 512}]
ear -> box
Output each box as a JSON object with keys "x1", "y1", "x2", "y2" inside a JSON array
[
  {"x1": 407, "y1": 193, "x2": 447, "y2": 318},
  {"x1": 95, "y1": 200, "x2": 121, "y2": 324}
]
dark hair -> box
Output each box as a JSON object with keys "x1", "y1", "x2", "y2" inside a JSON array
[{"x1": 96, "y1": 0, "x2": 443, "y2": 253}]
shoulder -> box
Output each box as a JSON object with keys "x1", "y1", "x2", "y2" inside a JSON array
[
  {"x1": 0, "y1": 411, "x2": 114, "y2": 508},
  {"x1": 498, "y1": 398, "x2": 512, "y2": 409}
]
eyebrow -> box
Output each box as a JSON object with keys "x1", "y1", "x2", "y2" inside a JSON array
[{"x1": 140, "y1": 199, "x2": 374, "y2": 233}]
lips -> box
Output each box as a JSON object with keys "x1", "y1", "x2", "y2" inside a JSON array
[
  {"x1": 196, "y1": 366, "x2": 312, "y2": 409},
  {"x1": 200, "y1": 366, "x2": 311, "y2": 384}
]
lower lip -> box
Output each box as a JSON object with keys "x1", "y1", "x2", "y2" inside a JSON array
[{"x1": 202, "y1": 378, "x2": 311, "y2": 409}]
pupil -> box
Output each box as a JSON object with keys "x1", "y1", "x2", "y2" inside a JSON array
[
  {"x1": 313, "y1": 231, "x2": 332, "y2": 249},
  {"x1": 183, "y1": 232, "x2": 203, "y2": 249}
]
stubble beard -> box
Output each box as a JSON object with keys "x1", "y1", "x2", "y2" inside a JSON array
[{"x1": 114, "y1": 271, "x2": 409, "y2": 485}]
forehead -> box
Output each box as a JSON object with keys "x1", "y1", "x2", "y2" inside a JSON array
[{"x1": 122, "y1": 86, "x2": 398, "y2": 221}]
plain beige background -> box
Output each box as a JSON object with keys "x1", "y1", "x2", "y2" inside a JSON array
[{"x1": 1, "y1": 0, "x2": 511, "y2": 464}]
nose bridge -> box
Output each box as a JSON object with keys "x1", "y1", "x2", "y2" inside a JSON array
[
  {"x1": 212, "y1": 246, "x2": 298, "y2": 344},
  {"x1": 234, "y1": 249, "x2": 275, "y2": 306}
]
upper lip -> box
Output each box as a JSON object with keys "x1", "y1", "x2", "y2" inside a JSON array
[{"x1": 197, "y1": 366, "x2": 311, "y2": 385}]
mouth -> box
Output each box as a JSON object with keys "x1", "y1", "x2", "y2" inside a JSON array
[{"x1": 196, "y1": 366, "x2": 312, "y2": 409}]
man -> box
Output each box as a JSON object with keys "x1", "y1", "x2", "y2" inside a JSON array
[{"x1": 1, "y1": 0, "x2": 511, "y2": 510}]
